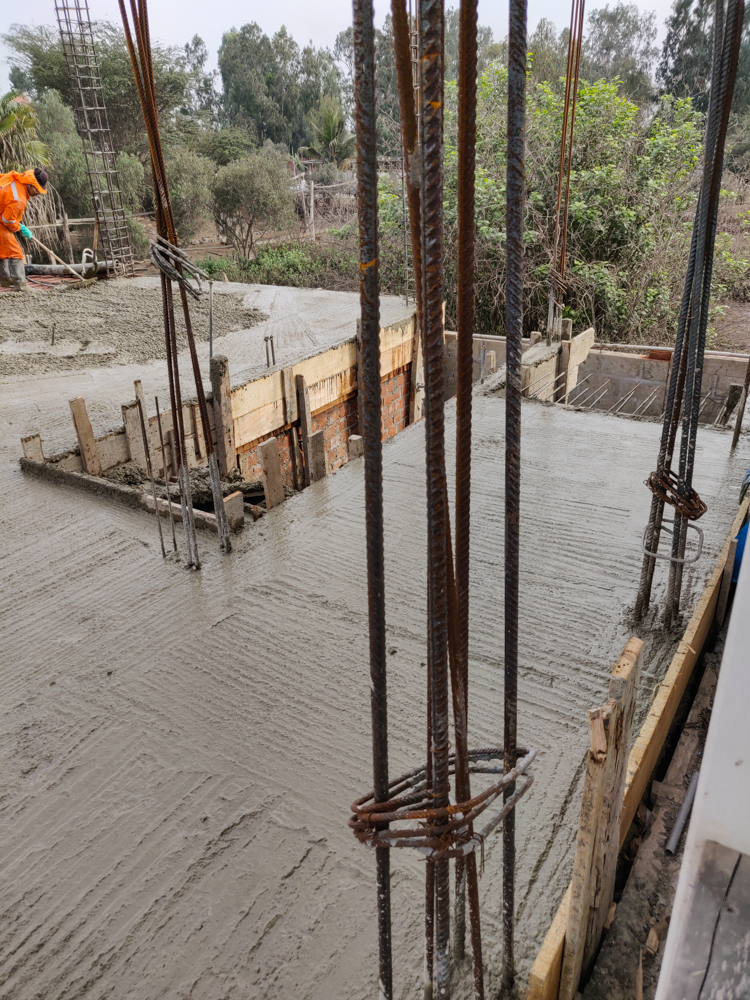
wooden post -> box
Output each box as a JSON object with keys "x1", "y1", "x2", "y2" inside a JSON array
[
  {"x1": 69, "y1": 396, "x2": 101, "y2": 475},
  {"x1": 121, "y1": 401, "x2": 147, "y2": 470},
  {"x1": 409, "y1": 316, "x2": 424, "y2": 423},
  {"x1": 258, "y1": 436, "x2": 286, "y2": 508},
  {"x1": 210, "y1": 354, "x2": 235, "y2": 478},
  {"x1": 561, "y1": 318, "x2": 573, "y2": 341},
  {"x1": 133, "y1": 380, "x2": 154, "y2": 465},
  {"x1": 282, "y1": 366, "x2": 304, "y2": 490},
  {"x1": 296, "y1": 373, "x2": 313, "y2": 487},
  {"x1": 309, "y1": 428, "x2": 326, "y2": 482},
  {"x1": 21, "y1": 434, "x2": 44, "y2": 463},
  {"x1": 559, "y1": 637, "x2": 643, "y2": 1000}
]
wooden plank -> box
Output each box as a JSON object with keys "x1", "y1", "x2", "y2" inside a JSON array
[
  {"x1": 582, "y1": 638, "x2": 642, "y2": 974},
  {"x1": 121, "y1": 401, "x2": 147, "y2": 471},
  {"x1": 309, "y1": 428, "x2": 326, "y2": 482},
  {"x1": 528, "y1": 887, "x2": 570, "y2": 1000},
  {"x1": 282, "y1": 366, "x2": 304, "y2": 491},
  {"x1": 568, "y1": 327, "x2": 596, "y2": 370},
  {"x1": 258, "y1": 437, "x2": 285, "y2": 509},
  {"x1": 559, "y1": 706, "x2": 611, "y2": 1000},
  {"x1": 527, "y1": 501, "x2": 749, "y2": 1000},
  {"x1": 96, "y1": 430, "x2": 129, "y2": 471},
  {"x1": 133, "y1": 380, "x2": 154, "y2": 470},
  {"x1": 21, "y1": 434, "x2": 44, "y2": 463},
  {"x1": 621, "y1": 495, "x2": 749, "y2": 839},
  {"x1": 69, "y1": 396, "x2": 101, "y2": 475},
  {"x1": 296, "y1": 374, "x2": 313, "y2": 488},
  {"x1": 410, "y1": 318, "x2": 425, "y2": 423},
  {"x1": 210, "y1": 354, "x2": 235, "y2": 478}
]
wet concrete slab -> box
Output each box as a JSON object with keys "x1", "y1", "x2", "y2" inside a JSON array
[{"x1": 1, "y1": 372, "x2": 748, "y2": 998}]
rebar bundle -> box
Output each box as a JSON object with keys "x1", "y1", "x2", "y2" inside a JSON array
[
  {"x1": 351, "y1": 0, "x2": 533, "y2": 996},
  {"x1": 55, "y1": 0, "x2": 135, "y2": 275},
  {"x1": 546, "y1": 0, "x2": 585, "y2": 345},
  {"x1": 634, "y1": 0, "x2": 744, "y2": 624},
  {"x1": 118, "y1": 0, "x2": 231, "y2": 564}
]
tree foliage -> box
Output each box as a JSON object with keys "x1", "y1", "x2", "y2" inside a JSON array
[
  {"x1": 299, "y1": 96, "x2": 355, "y2": 166},
  {"x1": 0, "y1": 91, "x2": 50, "y2": 170},
  {"x1": 218, "y1": 23, "x2": 340, "y2": 148},
  {"x1": 659, "y1": 0, "x2": 750, "y2": 113},
  {"x1": 211, "y1": 150, "x2": 295, "y2": 257}
]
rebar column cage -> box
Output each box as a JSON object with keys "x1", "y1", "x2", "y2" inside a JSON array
[{"x1": 55, "y1": 0, "x2": 135, "y2": 275}]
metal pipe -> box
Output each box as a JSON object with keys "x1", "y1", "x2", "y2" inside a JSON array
[
  {"x1": 504, "y1": 0, "x2": 526, "y2": 984},
  {"x1": 270, "y1": 335, "x2": 276, "y2": 366},
  {"x1": 665, "y1": 771, "x2": 699, "y2": 855},
  {"x1": 353, "y1": 0, "x2": 392, "y2": 995}
]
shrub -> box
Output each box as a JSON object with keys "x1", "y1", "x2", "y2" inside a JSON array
[
  {"x1": 210, "y1": 150, "x2": 295, "y2": 257},
  {"x1": 164, "y1": 148, "x2": 213, "y2": 241}
]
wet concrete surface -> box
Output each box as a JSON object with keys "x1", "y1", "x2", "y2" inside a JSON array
[{"x1": 2, "y1": 343, "x2": 749, "y2": 998}]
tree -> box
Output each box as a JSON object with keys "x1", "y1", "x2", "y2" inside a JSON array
[
  {"x1": 527, "y1": 20, "x2": 569, "y2": 86},
  {"x1": 444, "y1": 6, "x2": 495, "y2": 81},
  {"x1": 34, "y1": 89, "x2": 89, "y2": 216},
  {"x1": 196, "y1": 126, "x2": 257, "y2": 165},
  {"x1": 3, "y1": 23, "x2": 209, "y2": 158},
  {"x1": 0, "y1": 91, "x2": 50, "y2": 170},
  {"x1": 584, "y1": 3, "x2": 658, "y2": 102},
  {"x1": 299, "y1": 96, "x2": 355, "y2": 166},
  {"x1": 659, "y1": 0, "x2": 750, "y2": 113},
  {"x1": 165, "y1": 149, "x2": 213, "y2": 240},
  {"x1": 219, "y1": 23, "x2": 342, "y2": 149},
  {"x1": 211, "y1": 150, "x2": 295, "y2": 257}
]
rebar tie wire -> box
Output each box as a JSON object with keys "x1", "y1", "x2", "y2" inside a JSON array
[{"x1": 118, "y1": 0, "x2": 231, "y2": 557}]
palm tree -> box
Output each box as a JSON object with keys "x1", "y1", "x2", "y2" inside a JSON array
[
  {"x1": 0, "y1": 92, "x2": 50, "y2": 171},
  {"x1": 298, "y1": 96, "x2": 355, "y2": 168}
]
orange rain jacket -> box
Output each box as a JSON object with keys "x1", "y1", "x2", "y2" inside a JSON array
[{"x1": 0, "y1": 169, "x2": 47, "y2": 261}]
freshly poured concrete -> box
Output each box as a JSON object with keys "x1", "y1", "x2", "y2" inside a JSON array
[{"x1": 2, "y1": 357, "x2": 749, "y2": 997}]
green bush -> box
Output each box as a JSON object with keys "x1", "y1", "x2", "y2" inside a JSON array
[
  {"x1": 210, "y1": 150, "x2": 295, "y2": 257},
  {"x1": 164, "y1": 148, "x2": 213, "y2": 241}
]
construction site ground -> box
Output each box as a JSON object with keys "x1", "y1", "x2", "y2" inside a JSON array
[{"x1": 2, "y1": 284, "x2": 749, "y2": 999}]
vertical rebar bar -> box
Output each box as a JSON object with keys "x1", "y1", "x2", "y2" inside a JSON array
[
  {"x1": 453, "y1": 0, "x2": 481, "y2": 984},
  {"x1": 353, "y1": 1, "x2": 392, "y2": 996},
  {"x1": 504, "y1": 0, "x2": 527, "y2": 986},
  {"x1": 419, "y1": 1, "x2": 451, "y2": 996}
]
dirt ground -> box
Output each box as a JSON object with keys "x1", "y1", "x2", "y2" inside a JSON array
[
  {"x1": 712, "y1": 300, "x2": 750, "y2": 353},
  {"x1": 0, "y1": 280, "x2": 264, "y2": 377}
]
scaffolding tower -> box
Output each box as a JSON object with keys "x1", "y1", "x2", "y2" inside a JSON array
[{"x1": 55, "y1": 0, "x2": 135, "y2": 275}]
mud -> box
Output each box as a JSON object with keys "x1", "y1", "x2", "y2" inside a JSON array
[
  {"x1": 2, "y1": 307, "x2": 749, "y2": 999},
  {"x1": 0, "y1": 279, "x2": 264, "y2": 376}
]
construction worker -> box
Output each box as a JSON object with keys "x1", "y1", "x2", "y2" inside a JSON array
[{"x1": 0, "y1": 167, "x2": 48, "y2": 292}]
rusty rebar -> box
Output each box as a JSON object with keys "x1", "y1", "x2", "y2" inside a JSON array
[
  {"x1": 504, "y1": 0, "x2": 527, "y2": 986},
  {"x1": 453, "y1": 0, "x2": 483, "y2": 988},
  {"x1": 353, "y1": 0, "x2": 392, "y2": 995},
  {"x1": 391, "y1": 0, "x2": 424, "y2": 331},
  {"x1": 418, "y1": 1, "x2": 450, "y2": 995}
]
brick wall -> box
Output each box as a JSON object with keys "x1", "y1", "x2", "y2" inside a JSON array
[{"x1": 237, "y1": 362, "x2": 413, "y2": 485}]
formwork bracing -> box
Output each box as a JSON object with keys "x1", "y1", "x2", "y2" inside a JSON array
[
  {"x1": 55, "y1": 0, "x2": 135, "y2": 275},
  {"x1": 350, "y1": 0, "x2": 535, "y2": 997}
]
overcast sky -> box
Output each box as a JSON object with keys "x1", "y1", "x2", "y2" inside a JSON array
[{"x1": 1, "y1": 0, "x2": 675, "y2": 92}]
